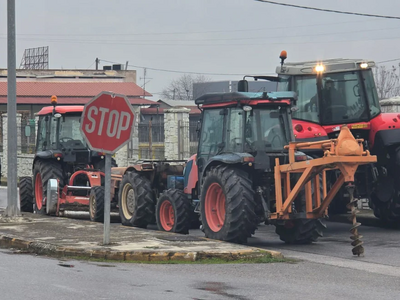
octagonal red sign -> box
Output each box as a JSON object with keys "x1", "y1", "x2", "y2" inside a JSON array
[{"x1": 80, "y1": 91, "x2": 135, "y2": 154}]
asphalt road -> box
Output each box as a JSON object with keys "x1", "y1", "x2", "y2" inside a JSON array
[
  {"x1": 0, "y1": 248, "x2": 400, "y2": 300},
  {"x1": 1, "y1": 187, "x2": 400, "y2": 299}
]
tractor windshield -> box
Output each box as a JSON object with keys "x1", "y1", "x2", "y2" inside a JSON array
[
  {"x1": 49, "y1": 114, "x2": 87, "y2": 149},
  {"x1": 279, "y1": 69, "x2": 380, "y2": 125}
]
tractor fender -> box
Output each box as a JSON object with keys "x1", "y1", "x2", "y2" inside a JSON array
[
  {"x1": 369, "y1": 113, "x2": 400, "y2": 153},
  {"x1": 183, "y1": 154, "x2": 198, "y2": 195},
  {"x1": 198, "y1": 153, "x2": 254, "y2": 189},
  {"x1": 32, "y1": 151, "x2": 59, "y2": 171}
]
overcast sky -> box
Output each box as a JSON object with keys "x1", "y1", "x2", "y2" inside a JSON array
[{"x1": 0, "y1": 0, "x2": 399, "y2": 100}]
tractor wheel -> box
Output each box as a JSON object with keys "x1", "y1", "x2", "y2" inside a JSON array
[
  {"x1": 370, "y1": 148, "x2": 400, "y2": 223},
  {"x1": 19, "y1": 176, "x2": 33, "y2": 212},
  {"x1": 118, "y1": 171, "x2": 155, "y2": 228},
  {"x1": 200, "y1": 165, "x2": 257, "y2": 244},
  {"x1": 275, "y1": 219, "x2": 326, "y2": 244},
  {"x1": 89, "y1": 186, "x2": 105, "y2": 222},
  {"x1": 33, "y1": 160, "x2": 64, "y2": 215},
  {"x1": 156, "y1": 189, "x2": 191, "y2": 234},
  {"x1": 275, "y1": 178, "x2": 326, "y2": 244}
]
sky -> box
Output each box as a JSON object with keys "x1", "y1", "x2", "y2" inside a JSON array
[{"x1": 0, "y1": 0, "x2": 399, "y2": 100}]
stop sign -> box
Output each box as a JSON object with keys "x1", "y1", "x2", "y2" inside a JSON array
[{"x1": 80, "y1": 91, "x2": 135, "y2": 154}]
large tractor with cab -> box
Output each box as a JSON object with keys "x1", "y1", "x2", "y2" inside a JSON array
[
  {"x1": 240, "y1": 51, "x2": 400, "y2": 224},
  {"x1": 19, "y1": 96, "x2": 117, "y2": 218},
  {"x1": 154, "y1": 91, "x2": 375, "y2": 255}
]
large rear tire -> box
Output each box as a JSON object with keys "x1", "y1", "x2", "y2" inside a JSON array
[
  {"x1": 200, "y1": 165, "x2": 257, "y2": 244},
  {"x1": 118, "y1": 171, "x2": 155, "y2": 228},
  {"x1": 89, "y1": 186, "x2": 105, "y2": 222},
  {"x1": 33, "y1": 160, "x2": 64, "y2": 215},
  {"x1": 156, "y1": 189, "x2": 191, "y2": 234},
  {"x1": 370, "y1": 148, "x2": 400, "y2": 223},
  {"x1": 19, "y1": 176, "x2": 33, "y2": 212}
]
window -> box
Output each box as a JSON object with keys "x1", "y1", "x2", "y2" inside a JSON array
[
  {"x1": 362, "y1": 69, "x2": 381, "y2": 118},
  {"x1": 198, "y1": 109, "x2": 224, "y2": 158},
  {"x1": 226, "y1": 108, "x2": 244, "y2": 152},
  {"x1": 291, "y1": 76, "x2": 319, "y2": 123},
  {"x1": 36, "y1": 116, "x2": 48, "y2": 151}
]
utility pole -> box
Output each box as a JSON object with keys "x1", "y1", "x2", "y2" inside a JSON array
[
  {"x1": 125, "y1": 61, "x2": 129, "y2": 71},
  {"x1": 95, "y1": 58, "x2": 99, "y2": 70},
  {"x1": 6, "y1": 0, "x2": 19, "y2": 217}
]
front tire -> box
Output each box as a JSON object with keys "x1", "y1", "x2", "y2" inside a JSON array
[
  {"x1": 19, "y1": 176, "x2": 33, "y2": 212},
  {"x1": 275, "y1": 175, "x2": 327, "y2": 244},
  {"x1": 118, "y1": 171, "x2": 155, "y2": 228},
  {"x1": 200, "y1": 166, "x2": 257, "y2": 244},
  {"x1": 33, "y1": 160, "x2": 64, "y2": 215},
  {"x1": 156, "y1": 189, "x2": 191, "y2": 234},
  {"x1": 275, "y1": 219, "x2": 326, "y2": 244},
  {"x1": 89, "y1": 186, "x2": 105, "y2": 222}
]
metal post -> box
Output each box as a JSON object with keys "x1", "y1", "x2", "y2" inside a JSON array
[
  {"x1": 6, "y1": 0, "x2": 19, "y2": 217},
  {"x1": 148, "y1": 118, "x2": 153, "y2": 160},
  {"x1": 103, "y1": 154, "x2": 111, "y2": 245}
]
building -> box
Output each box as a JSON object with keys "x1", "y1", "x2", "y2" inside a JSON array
[{"x1": 193, "y1": 80, "x2": 278, "y2": 99}]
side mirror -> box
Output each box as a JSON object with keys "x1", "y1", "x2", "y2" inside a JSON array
[
  {"x1": 24, "y1": 125, "x2": 31, "y2": 137},
  {"x1": 238, "y1": 80, "x2": 249, "y2": 92}
]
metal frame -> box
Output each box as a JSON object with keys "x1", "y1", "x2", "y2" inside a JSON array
[
  {"x1": 19, "y1": 46, "x2": 49, "y2": 69},
  {"x1": 271, "y1": 125, "x2": 376, "y2": 220}
]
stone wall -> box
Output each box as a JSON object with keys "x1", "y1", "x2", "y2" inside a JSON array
[{"x1": 164, "y1": 108, "x2": 190, "y2": 160}]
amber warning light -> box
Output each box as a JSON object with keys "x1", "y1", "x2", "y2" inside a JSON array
[{"x1": 51, "y1": 95, "x2": 58, "y2": 105}]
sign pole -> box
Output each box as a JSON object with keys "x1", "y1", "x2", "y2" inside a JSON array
[
  {"x1": 103, "y1": 154, "x2": 111, "y2": 245},
  {"x1": 6, "y1": 0, "x2": 19, "y2": 217}
]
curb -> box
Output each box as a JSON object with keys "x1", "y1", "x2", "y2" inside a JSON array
[{"x1": 0, "y1": 234, "x2": 283, "y2": 262}]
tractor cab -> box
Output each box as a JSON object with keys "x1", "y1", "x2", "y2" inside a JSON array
[
  {"x1": 275, "y1": 58, "x2": 380, "y2": 140},
  {"x1": 35, "y1": 102, "x2": 107, "y2": 174},
  {"x1": 194, "y1": 91, "x2": 297, "y2": 175}
]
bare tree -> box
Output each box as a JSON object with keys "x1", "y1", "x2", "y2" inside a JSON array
[
  {"x1": 162, "y1": 74, "x2": 210, "y2": 100},
  {"x1": 374, "y1": 65, "x2": 400, "y2": 99}
]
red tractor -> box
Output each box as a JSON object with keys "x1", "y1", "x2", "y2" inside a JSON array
[
  {"x1": 155, "y1": 91, "x2": 376, "y2": 253},
  {"x1": 19, "y1": 100, "x2": 117, "y2": 220},
  {"x1": 239, "y1": 53, "x2": 400, "y2": 223}
]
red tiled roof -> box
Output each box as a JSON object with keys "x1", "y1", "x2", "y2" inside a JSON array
[
  {"x1": 0, "y1": 96, "x2": 157, "y2": 106},
  {"x1": 0, "y1": 81, "x2": 152, "y2": 97},
  {"x1": 140, "y1": 107, "x2": 201, "y2": 115}
]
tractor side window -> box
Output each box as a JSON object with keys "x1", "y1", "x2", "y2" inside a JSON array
[
  {"x1": 362, "y1": 69, "x2": 380, "y2": 117},
  {"x1": 198, "y1": 109, "x2": 224, "y2": 158},
  {"x1": 36, "y1": 116, "x2": 48, "y2": 151},
  {"x1": 49, "y1": 117, "x2": 58, "y2": 149},
  {"x1": 291, "y1": 76, "x2": 319, "y2": 123},
  {"x1": 226, "y1": 108, "x2": 244, "y2": 152}
]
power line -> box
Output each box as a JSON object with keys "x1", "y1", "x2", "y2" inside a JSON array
[
  {"x1": 2, "y1": 25, "x2": 398, "y2": 44},
  {"x1": 255, "y1": 0, "x2": 400, "y2": 20},
  {"x1": 3, "y1": 19, "x2": 385, "y2": 37}
]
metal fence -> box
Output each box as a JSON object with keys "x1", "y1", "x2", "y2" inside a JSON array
[
  {"x1": 128, "y1": 119, "x2": 199, "y2": 160},
  {"x1": 19, "y1": 114, "x2": 36, "y2": 154},
  {"x1": 0, "y1": 115, "x2": 3, "y2": 152}
]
